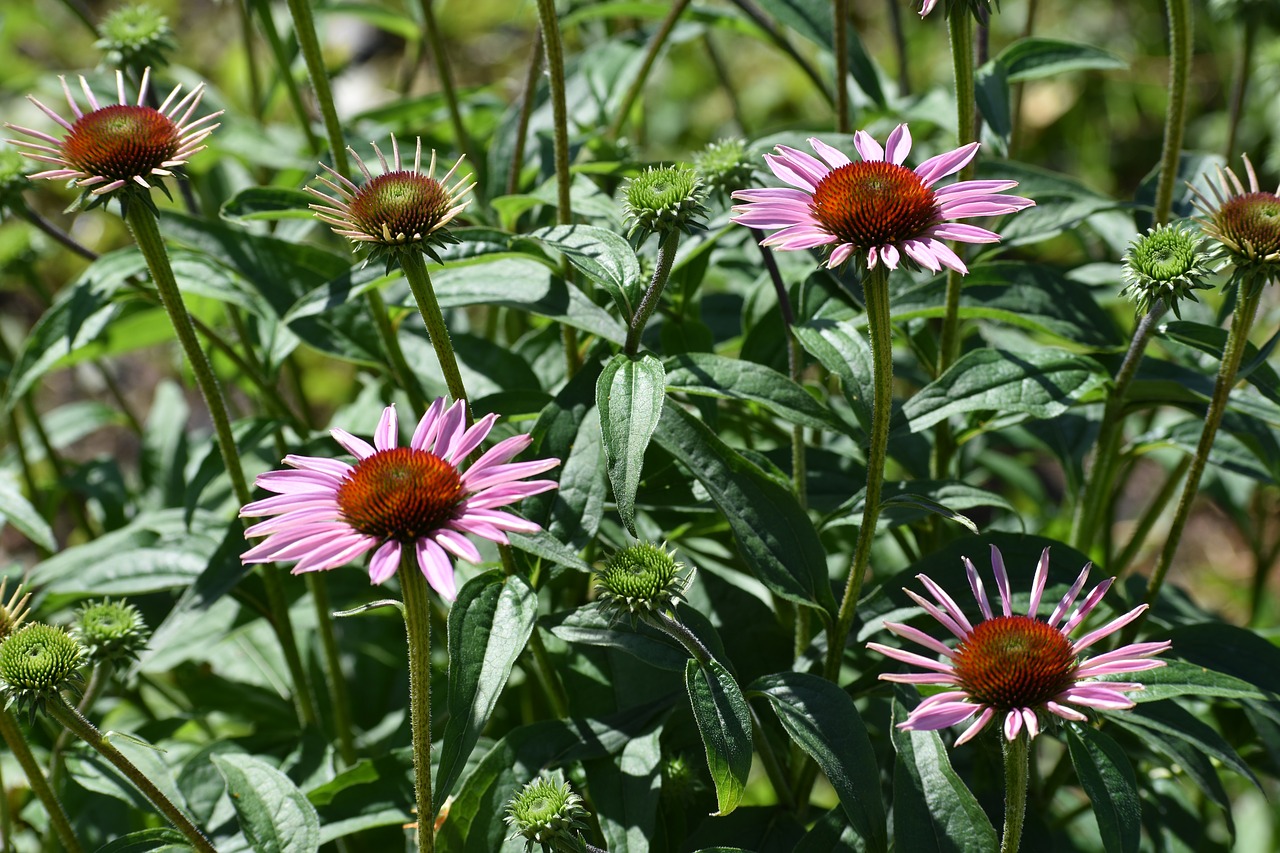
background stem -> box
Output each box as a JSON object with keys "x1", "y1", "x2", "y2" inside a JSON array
[
  {"x1": 397, "y1": 556, "x2": 436, "y2": 851},
  {"x1": 285, "y1": 0, "x2": 349, "y2": 176},
  {"x1": 1153, "y1": 0, "x2": 1192, "y2": 226},
  {"x1": 0, "y1": 709, "x2": 83, "y2": 853}
]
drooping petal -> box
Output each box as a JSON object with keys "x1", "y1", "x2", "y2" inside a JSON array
[{"x1": 368, "y1": 540, "x2": 401, "y2": 584}]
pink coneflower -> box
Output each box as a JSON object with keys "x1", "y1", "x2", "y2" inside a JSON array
[
  {"x1": 306, "y1": 135, "x2": 474, "y2": 255},
  {"x1": 5, "y1": 68, "x2": 219, "y2": 197},
  {"x1": 868, "y1": 546, "x2": 1170, "y2": 745},
  {"x1": 240, "y1": 399, "x2": 559, "y2": 601},
  {"x1": 730, "y1": 124, "x2": 1032, "y2": 273},
  {"x1": 1190, "y1": 153, "x2": 1280, "y2": 272}
]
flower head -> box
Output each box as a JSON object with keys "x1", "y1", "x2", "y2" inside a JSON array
[
  {"x1": 306, "y1": 135, "x2": 474, "y2": 265},
  {"x1": 694, "y1": 138, "x2": 757, "y2": 200},
  {"x1": 0, "y1": 623, "x2": 84, "y2": 720},
  {"x1": 1121, "y1": 222, "x2": 1217, "y2": 317},
  {"x1": 72, "y1": 598, "x2": 150, "y2": 665},
  {"x1": 868, "y1": 546, "x2": 1170, "y2": 745},
  {"x1": 96, "y1": 4, "x2": 177, "y2": 72},
  {"x1": 594, "y1": 542, "x2": 690, "y2": 618},
  {"x1": 1191, "y1": 154, "x2": 1280, "y2": 280},
  {"x1": 5, "y1": 68, "x2": 220, "y2": 206},
  {"x1": 240, "y1": 399, "x2": 559, "y2": 601},
  {"x1": 504, "y1": 774, "x2": 590, "y2": 852},
  {"x1": 622, "y1": 165, "x2": 708, "y2": 239},
  {"x1": 731, "y1": 124, "x2": 1033, "y2": 273}
]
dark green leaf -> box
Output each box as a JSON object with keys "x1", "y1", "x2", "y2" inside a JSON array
[
  {"x1": 976, "y1": 160, "x2": 1128, "y2": 246},
  {"x1": 91, "y1": 828, "x2": 190, "y2": 852},
  {"x1": 1162, "y1": 320, "x2": 1280, "y2": 405},
  {"x1": 546, "y1": 604, "x2": 690, "y2": 671},
  {"x1": 652, "y1": 401, "x2": 834, "y2": 610},
  {"x1": 889, "y1": 691, "x2": 994, "y2": 853},
  {"x1": 438, "y1": 572, "x2": 539, "y2": 804},
  {"x1": 794, "y1": 319, "x2": 874, "y2": 431},
  {"x1": 220, "y1": 187, "x2": 317, "y2": 221},
  {"x1": 686, "y1": 658, "x2": 753, "y2": 817},
  {"x1": 0, "y1": 472, "x2": 55, "y2": 552},
  {"x1": 212, "y1": 753, "x2": 321, "y2": 853},
  {"x1": 901, "y1": 349, "x2": 1108, "y2": 434},
  {"x1": 528, "y1": 224, "x2": 640, "y2": 312},
  {"x1": 584, "y1": 726, "x2": 663, "y2": 852},
  {"x1": 1065, "y1": 725, "x2": 1141, "y2": 853},
  {"x1": 598, "y1": 353, "x2": 666, "y2": 534},
  {"x1": 753, "y1": 673, "x2": 886, "y2": 851},
  {"x1": 1101, "y1": 660, "x2": 1268, "y2": 703},
  {"x1": 994, "y1": 38, "x2": 1127, "y2": 81},
  {"x1": 306, "y1": 748, "x2": 415, "y2": 843},
  {"x1": 665, "y1": 352, "x2": 845, "y2": 432}
]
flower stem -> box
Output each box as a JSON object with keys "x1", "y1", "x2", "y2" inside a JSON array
[
  {"x1": 1112, "y1": 455, "x2": 1191, "y2": 576},
  {"x1": 124, "y1": 203, "x2": 318, "y2": 730},
  {"x1": 625, "y1": 229, "x2": 682, "y2": 357},
  {"x1": 606, "y1": 0, "x2": 693, "y2": 140},
  {"x1": 0, "y1": 709, "x2": 83, "y2": 853},
  {"x1": 1224, "y1": 22, "x2": 1255, "y2": 161},
  {"x1": 826, "y1": 264, "x2": 893, "y2": 681},
  {"x1": 507, "y1": 29, "x2": 543, "y2": 196},
  {"x1": 285, "y1": 0, "x2": 350, "y2": 176},
  {"x1": 365, "y1": 287, "x2": 429, "y2": 413},
  {"x1": 417, "y1": 0, "x2": 476, "y2": 175},
  {"x1": 1141, "y1": 280, "x2": 1263, "y2": 614},
  {"x1": 1153, "y1": 0, "x2": 1192, "y2": 226},
  {"x1": 45, "y1": 697, "x2": 216, "y2": 853},
  {"x1": 834, "y1": 0, "x2": 850, "y2": 133},
  {"x1": 306, "y1": 573, "x2": 358, "y2": 766},
  {"x1": 1000, "y1": 734, "x2": 1030, "y2": 853},
  {"x1": 400, "y1": 251, "x2": 469, "y2": 413},
  {"x1": 253, "y1": 0, "x2": 322, "y2": 155},
  {"x1": 1071, "y1": 301, "x2": 1168, "y2": 554},
  {"x1": 398, "y1": 553, "x2": 435, "y2": 852}
]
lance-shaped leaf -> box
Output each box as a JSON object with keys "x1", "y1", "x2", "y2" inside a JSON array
[
  {"x1": 1065, "y1": 725, "x2": 1141, "y2": 853},
  {"x1": 212, "y1": 753, "x2": 321, "y2": 853},
  {"x1": 686, "y1": 659, "x2": 753, "y2": 817},
  {"x1": 597, "y1": 353, "x2": 666, "y2": 534}
]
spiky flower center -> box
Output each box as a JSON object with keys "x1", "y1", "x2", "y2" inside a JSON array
[
  {"x1": 505, "y1": 777, "x2": 587, "y2": 843},
  {"x1": 62, "y1": 105, "x2": 180, "y2": 181},
  {"x1": 1130, "y1": 227, "x2": 1200, "y2": 282},
  {"x1": 74, "y1": 599, "x2": 148, "y2": 661},
  {"x1": 0, "y1": 623, "x2": 83, "y2": 692},
  {"x1": 1215, "y1": 191, "x2": 1280, "y2": 259},
  {"x1": 810, "y1": 161, "x2": 939, "y2": 249},
  {"x1": 347, "y1": 171, "x2": 452, "y2": 243},
  {"x1": 951, "y1": 615, "x2": 1078, "y2": 710},
  {"x1": 596, "y1": 543, "x2": 684, "y2": 608},
  {"x1": 336, "y1": 447, "x2": 463, "y2": 541}
]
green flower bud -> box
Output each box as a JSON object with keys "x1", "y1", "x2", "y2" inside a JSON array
[
  {"x1": 504, "y1": 775, "x2": 590, "y2": 852},
  {"x1": 95, "y1": 4, "x2": 177, "y2": 73},
  {"x1": 622, "y1": 166, "x2": 707, "y2": 239},
  {"x1": 72, "y1": 598, "x2": 150, "y2": 665},
  {"x1": 594, "y1": 543, "x2": 690, "y2": 618},
  {"x1": 1120, "y1": 222, "x2": 1217, "y2": 317},
  {"x1": 0, "y1": 579, "x2": 32, "y2": 642},
  {"x1": 0, "y1": 623, "x2": 84, "y2": 719},
  {"x1": 660, "y1": 753, "x2": 703, "y2": 801},
  {"x1": 694, "y1": 138, "x2": 756, "y2": 200}
]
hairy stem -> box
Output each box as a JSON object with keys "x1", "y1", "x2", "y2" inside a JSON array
[
  {"x1": 253, "y1": 0, "x2": 323, "y2": 155},
  {"x1": 307, "y1": 573, "x2": 358, "y2": 766},
  {"x1": 1224, "y1": 23, "x2": 1255, "y2": 162},
  {"x1": 400, "y1": 252, "x2": 469, "y2": 413},
  {"x1": 0, "y1": 709, "x2": 83, "y2": 853},
  {"x1": 285, "y1": 0, "x2": 350, "y2": 176},
  {"x1": 625, "y1": 229, "x2": 682, "y2": 356},
  {"x1": 826, "y1": 264, "x2": 892, "y2": 681},
  {"x1": 398, "y1": 555, "x2": 436, "y2": 851},
  {"x1": 47, "y1": 698, "x2": 216, "y2": 853},
  {"x1": 1153, "y1": 0, "x2": 1192, "y2": 226},
  {"x1": 834, "y1": 0, "x2": 850, "y2": 133},
  {"x1": 1000, "y1": 735, "x2": 1030, "y2": 853}
]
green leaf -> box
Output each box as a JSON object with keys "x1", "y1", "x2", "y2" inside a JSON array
[
  {"x1": 889, "y1": 691, "x2": 996, "y2": 853},
  {"x1": 685, "y1": 658, "x2": 753, "y2": 817},
  {"x1": 546, "y1": 604, "x2": 690, "y2": 672},
  {"x1": 437, "y1": 572, "x2": 539, "y2": 804},
  {"x1": 891, "y1": 262, "x2": 1122, "y2": 348},
  {"x1": 975, "y1": 160, "x2": 1128, "y2": 247},
  {"x1": 793, "y1": 319, "x2": 874, "y2": 431},
  {"x1": 1065, "y1": 725, "x2": 1141, "y2": 853},
  {"x1": 1111, "y1": 702, "x2": 1260, "y2": 789},
  {"x1": 306, "y1": 748, "x2": 416, "y2": 843},
  {"x1": 212, "y1": 753, "x2": 321, "y2": 853},
  {"x1": 220, "y1": 187, "x2": 317, "y2": 222},
  {"x1": 753, "y1": 0, "x2": 885, "y2": 106},
  {"x1": 901, "y1": 349, "x2": 1108, "y2": 434},
  {"x1": 994, "y1": 37, "x2": 1128, "y2": 82},
  {"x1": 652, "y1": 401, "x2": 834, "y2": 610},
  {"x1": 584, "y1": 726, "x2": 663, "y2": 852},
  {"x1": 0, "y1": 471, "x2": 55, "y2": 551},
  {"x1": 1162, "y1": 320, "x2": 1280, "y2": 405},
  {"x1": 753, "y1": 673, "x2": 886, "y2": 851},
  {"x1": 664, "y1": 352, "x2": 845, "y2": 432},
  {"x1": 833, "y1": 481, "x2": 1018, "y2": 535},
  {"x1": 91, "y1": 828, "x2": 190, "y2": 852},
  {"x1": 1101, "y1": 660, "x2": 1268, "y2": 703},
  {"x1": 507, "y1": 530, "x2": 592, "y2": 573},
  {"x1": 528, "y1": 224, "x2": 640, "y2": 312},
  {"x1": 597, "y1": 353, "x2": 666, "y2": 535}
]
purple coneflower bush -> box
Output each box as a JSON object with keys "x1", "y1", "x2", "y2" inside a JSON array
[
  {"x1": 869, "y1": 546, "x2": 1171, "y2": 744},
  {"x1": 6, "y1": 68, "x2": 219, "y2": 197},
  {"x1": 730, "y1": 124, "x2": 1032, "y2": 271},
  {"x1": 240, "y1": 398, "x2": 559, "y2": 600}
]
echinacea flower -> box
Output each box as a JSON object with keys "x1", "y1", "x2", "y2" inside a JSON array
[
  {"x1": 1190, "y1": 153, "x2": 1280, "y2": 275},
  {"x1": 306, "y1": 135, "x2": 474, "y2": 262},
  {"x1": 240, "y1": 399, "x2": 559, "y2": 600},
  {"x1": 1120, "y1": 221, "x2": 1217, "y2": 317},
  {"x1": 5, "y1": 68, "x2": 219, "y2": 200},
  {"x1": 731, "y1": 124, "x2": 1033, "y2": 272},
  {"x1": 868, "y1": 546, "x2": 1170, "y2": 745}
]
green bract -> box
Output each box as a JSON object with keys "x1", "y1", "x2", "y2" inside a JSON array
[
  {"x1": 622, "y1": 165, "x2": 707, "y2": 239},
  {"x1": 1120, "y1": 222, "x2": 1217, "y2": 316},
  {"x1": 594, "y1": 542, "x2": 690, "y2": 617},
  {"x1": 72, "y1": 598, "x2": 150, "y2": 665},
  {"x1": 0, "y1": 623, "x2": 84, "y2": 717},
  {"x1": 694, "y1": 138, "x2": 756, "y2": 200},
  {"x1": 503, "y1": 775, "x2": 590, "y2": 852}
]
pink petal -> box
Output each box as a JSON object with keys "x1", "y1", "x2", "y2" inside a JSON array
[
  {"x1": 991, "y1": 545, "x2": 1013, "y2": 616},
  {"x1": 884, "y1": 124, "x2": 912, "y2": 165},
  {"x1": 1060, "y1": 576, "x2": 1113, "y2": 635},
  {"x1": 732, "y1": 187, "x2": 814, "y2": 204},
  {"x1": 964, "y1": 556, "x2": 993, "y2": 621},
  {"x1": 284, "y1": 455, "x2": 353, "y2": 479},
  {"x1": 331, "y1": 428, "x2": 376, "y2": 460},
  {"x1": 866, "y1": 642, "x2": 956, "y2": 674},
  {"x1": 434, "y1": 529, "x2": 483, "y2": 564},
  {"x1": 375, "y1": 405, "x2": 399, "y2": 451},
  {"x1": 903, "y1": 588, "x2": 970, "y2": 641},
  {"x1": 1071, "y1": 604, "x2": 1149, "y2": 653},
  {"x1": 902, "y1": 240, "x2": 942, "y2": 272},
  {"x1": 926, "y1": 223, "x2": 1002, "y2": 244},
  {"x1": 369, "y1": 540, "x2": 401, "y2": 584},
  {"x1": 883, "y1": 621, "x2": 956, "y2": 658},
  {"x1": 852, "y1": 130, "x2": 884, "y2": 163},
  {"x1": 448, "y1": 412, "x2": 499, "y2": 462},
  {"x1": 915, "y1": 142, "x2": 980, "y2": 187},
  {"x1": 807, "y1": 137, "x2": 851, "y2": 169},
  {"x1": 879, "y1": 243, "x2": 901, "y2": 268},
  {"x1": 827, "y1": 243, "x2": 856, "y2": 267},
  {"x1": 432, "y1": 400, "x2": 468, "y2": 460},
  {"x1": 953, "y1": 707, "x2": 995, "y2": 745},
  {"x1": 916, "y1": 574, "x2": 975, "y2": 635},
  {"x1": 416, "y1": 537, "x2": 457, "y2": 600},
  {"x1": 1003, "y1": 710, "x2": 1023, "y2": 740},
  {"x1": 1048, "y1": 564, "x2": 1092, "y2": 627},
  {"x1": 1027, "y1": 548, "x2": 1051, "y2": 618}
]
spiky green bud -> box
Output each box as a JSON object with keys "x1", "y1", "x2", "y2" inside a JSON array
[
  {"x1": 95, "y1": 4, "x2": 177, "y2": 72},
  {"x1": 694, "y1": 139, "x2": 756, "y2": 200},
  {"x1": 594, "y1": 543, "x2": 690, "y2": 618},
  {"x1": 1121, "y1": 222, "x2": 1218, "y2": 317},
  {"x1": 0, "y1": 623, "x2": 84, "y2": 719},
  {"x1": 72, "y1": 598, "x2": 149, "y2": 665},
  {"x1": 622, "y1": 166, "x2": 707, "y2": 239},
  {"x1": 504, "y1": 775, "x2": 590, "y2": 852}
]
